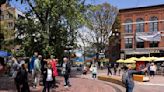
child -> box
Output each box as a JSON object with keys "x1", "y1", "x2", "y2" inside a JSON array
[{"x1": 91, "y1": 65, "x2": 97, "y2": 79}]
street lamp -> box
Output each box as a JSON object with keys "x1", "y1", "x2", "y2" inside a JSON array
[{"x1": 109, "y1": 29, "x2": 120, "y2": 62}]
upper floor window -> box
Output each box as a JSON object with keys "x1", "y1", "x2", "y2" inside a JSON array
[
  {"x1": 9, "y1": 13, "x2": 13, "y2": 19},
  {"x1": 8, "y1": 22, "x2": 14, "y2": 29},
  {"x1": 0, "y1": 15, "x2": 4, "y2": 20},
  {"x1": 124, "y1": 19, "x2": 133, "y2": 33},
  {"x1": 149, "y1": 16, "x2": 158, "y2": 32},
  {"x1": 125, "y1": 38, "x2": 133, "y2": 48},
  {"x1": 136, "y1": 18, "x2": 144, "y2": 32}
]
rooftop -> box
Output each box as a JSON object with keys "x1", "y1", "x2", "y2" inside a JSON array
[{"x1": 119, "y1": 4, "x2": 164, "y2": 12}]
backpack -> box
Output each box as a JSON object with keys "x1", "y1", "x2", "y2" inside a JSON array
[{"x1": 122, "y1": 71, "x2": 129, "y2": 84}]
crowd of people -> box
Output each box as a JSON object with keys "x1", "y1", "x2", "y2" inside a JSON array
[{"x1": 1, "y1": 52, "x2": 72, "y2": 92}]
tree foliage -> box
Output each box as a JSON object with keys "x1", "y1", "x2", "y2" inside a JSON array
[
  {"x1": 79, "y1": 3, "x2": 118, "y2": 58},
  {"x1": 15, "y1": 0, "x2": 86, "y2": 58}
]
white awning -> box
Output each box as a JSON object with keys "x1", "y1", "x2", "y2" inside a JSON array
[{"x1": 136, "y1": 32, "x2": 161, "y2": 42}]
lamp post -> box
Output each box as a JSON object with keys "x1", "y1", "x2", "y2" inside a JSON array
[{"x1": 108, "y1": 29, "x2": 120, "y2": 62}]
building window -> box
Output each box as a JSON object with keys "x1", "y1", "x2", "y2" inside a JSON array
[
  {"x1": 9, "y1": 13, "x2": 13, "y2": 19},
  {"x1": 136, "y1": 42, "x2": 144, "y2": 48},
  {"x1": 1, "y1": 15, "x2": 4, "y2": 20},
  {"x1": 125, "y1": 38, "x2": 133, "y2": 48},
  {"x1": 124, "y1": 19, "x2": 133, "y2": 33},
  {"x1": 149, "y1": 16, "x2": 158, "y2": 32},
  {"x1": 8, "y1": 22, "x2": 14, "y2": 29},
  {"x1": 149, "y1": 41, "x2": 158, "y2": 47},
  {"x1": 136, "y1": 18, "x2": 144, "y2": 32}
]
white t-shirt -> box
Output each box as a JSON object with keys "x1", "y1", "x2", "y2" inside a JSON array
[
  {"x1": 46, "y1": 69, "x2": 53, "y2": 81},
  {"x1": 150, "y1": 65, "x2": 156, "y2": 72}
]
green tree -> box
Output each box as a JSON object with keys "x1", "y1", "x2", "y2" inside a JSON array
[
  {"x1": 15, "y1": 0, "x2": 86, "y2": 58},
  {"x1": 82, "y1": 3, "x2": 119, "y2": 61}
]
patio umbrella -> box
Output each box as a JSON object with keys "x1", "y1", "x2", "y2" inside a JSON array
[
  {"x1": 154, "y1": 57, "x2": 164, "y2": 62},
  {"x1": 116, "y1": 59, "x2": 124, "y2": 63},
  {"x1": 0, "y1": 50, "x2": 12, "y2": 57},
  {"x1": 128, "y1": 57, "x2": 138, "y2": 61},
  {"x1": 137, "y1": 57, "x2": 151, "y2": 61},
  {"x1": 123, "y1": 59, "x2": 136, "y2": 63}
]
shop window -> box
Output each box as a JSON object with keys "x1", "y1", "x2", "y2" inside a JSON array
[
  {"x1": 136, "y1": 42, "x2": 144, "y2": 48},
  {"x1": 125, "y1": 38, "x2": 133, "y2": 48},
  {"x1": 149, "y1": 41, "x2": 158, "y2": 47}
]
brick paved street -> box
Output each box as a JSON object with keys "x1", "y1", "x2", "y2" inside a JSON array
[{"x1": 0, "y1": 76, "x2": 118, "y2": 92}]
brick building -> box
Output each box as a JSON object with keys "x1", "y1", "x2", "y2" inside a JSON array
[{"x1": 119, "y1": 4, "x2": 164, "y2": 59}]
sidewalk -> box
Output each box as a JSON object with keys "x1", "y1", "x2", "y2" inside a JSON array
[{"x1": 96, "y1": 69, "x2": 164, "y2": 92}]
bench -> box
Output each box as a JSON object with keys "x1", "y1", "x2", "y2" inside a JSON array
[{"x1": 133, "y1": 75, "x2": 149, "y2": 82}]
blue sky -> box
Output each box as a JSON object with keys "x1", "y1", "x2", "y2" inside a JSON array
[
  {"x1": 10, "y1": 0, "x2": 164, "y2": 11},
  {"x1": 86, "y1": 0, "x2": 164, "y2": 9}
]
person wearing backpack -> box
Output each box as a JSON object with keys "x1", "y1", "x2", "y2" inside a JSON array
[{"x1": 122, "y1": 64, "x2": 147, "y2": 92}]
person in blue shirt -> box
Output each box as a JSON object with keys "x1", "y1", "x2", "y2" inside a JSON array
[
  {"x1": 124, "y1": 64, "x2": 147, "y2": 92},
  {"x1": 29, "y1": 52, "x2": 38, "y2": 72}
]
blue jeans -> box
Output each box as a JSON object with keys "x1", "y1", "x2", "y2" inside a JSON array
[{"x1": 126, "y1": 85, "x2": 134, "y2": 92}]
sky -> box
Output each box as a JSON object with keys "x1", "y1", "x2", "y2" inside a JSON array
[
  {"x1": 86, "y1": 0, "x2": 164, "y2": 9},
  {"x1": 10, "y1": 0, "x2": 164, "y2": 12}
]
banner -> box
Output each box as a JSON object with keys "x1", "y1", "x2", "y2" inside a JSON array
[{"x1": 136, "y1": 32, "x2": 161, "y2": 42}]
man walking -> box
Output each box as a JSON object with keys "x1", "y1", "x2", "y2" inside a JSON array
[
  {"x1": 33, "y1": 55, "x2": 42, "y2": 88},
  {"x1": 62, "y1": 57, "x2": 71, "y2": 88},
  {"x1": 107, "y1": 62, "x2": 112, "y2": 76}
]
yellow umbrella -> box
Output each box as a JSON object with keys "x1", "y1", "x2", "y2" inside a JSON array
[
  {"x1": 123, "y1": 59, "x2": 136, "y2": 63},
  {"x1": 137, "y1": 57, "x2": 151, "y2": 61},
  {"x1": 116, "y1": 59, "x2": 124, "y2": 63},
  {"x1": 154, "y1": 57, "x2": 164, "y2": 62},
  {"x1": 128, "y1": 57, "x2": 138, "y2": 61},
  {"x1": 147, "y1": 57, "x2": 158, "y2": 61}
]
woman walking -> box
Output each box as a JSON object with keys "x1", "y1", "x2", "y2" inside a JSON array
[{"x1": 43, "y1": 62, "x2": 53, "y2": 92}]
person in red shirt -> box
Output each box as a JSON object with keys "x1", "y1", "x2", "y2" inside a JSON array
[{"x1": 50, "y1": 55, "x2": 58, "y2": 88}]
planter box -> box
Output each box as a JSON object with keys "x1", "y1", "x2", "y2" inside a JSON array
[{"x1": 133, "y1": 75, "x2": 149, "y2": 82}]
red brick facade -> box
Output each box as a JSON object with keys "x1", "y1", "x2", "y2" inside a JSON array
[{"x1": 118, "y1": 4, "x2": 164, "y2": 58}]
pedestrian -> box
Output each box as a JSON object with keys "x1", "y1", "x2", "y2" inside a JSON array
[
  {"x1": 113, "y1": 64, "x2": 117, "y2": 75},
  {"x1": 100, "y1": 62, "x2": 104, "y2": 70},
  {"x1": 90, "y1": 64, "x2": 97, "y2": 79},
  {"x1": 20, "y1": 64, "x2": 30, "y2": 92},
  {"x1": 122, "y1": 64, "x2": 147, "y2": 92},
  {"x1": 29, "y1": 52, "x2": 38, "y2": 85},
  {"x1": 50, "y1": 55, "x2": 58, "y2": 88},
  {"x1": 33, "y1": 55, "x2": 42, "y2": 88},
  {"x1": 118, "y1": 65, "x2": 122, "y2": 76},
  {"x1": 42, "y1": 62, "x2": 53, "y2": 92},
  {"x1": 150, "y1": 63, "x2": 156, "y2": 78},
  {"x1": 12, "y1": 57, "x2": 21, "y2": 92},
  {"x1": 107, "y1": 62, "x2": 112, "y2": 75},
  {"x1": 62, "y1": 57, "x2": 71, "y2": 88}
]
